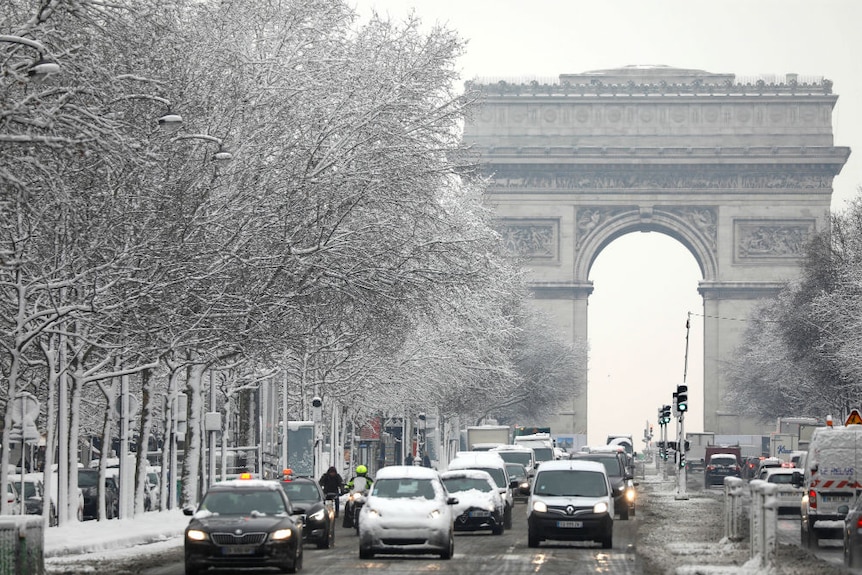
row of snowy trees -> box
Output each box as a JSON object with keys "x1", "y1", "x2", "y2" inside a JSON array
[
  {"x1": 1, "y1": 0, "x2": 584, "y2": 518},
  {"x1": 725, "y1": 194, "x2": 862, "y2": 423}
]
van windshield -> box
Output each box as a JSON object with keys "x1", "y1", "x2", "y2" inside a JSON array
[
  {"x1": 533, "y1": 470, "x2": 608, "y2": 497},
  {"x1": 497, "y1": 451, "x2": 532, "y2": 467},
  {"x1": 532, "y1": 448, "x2": 554, "y2": 462}
]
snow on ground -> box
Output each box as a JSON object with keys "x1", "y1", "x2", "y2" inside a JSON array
[{"x1": 636, "y1": 468, "x2": 850, "y2": 574}]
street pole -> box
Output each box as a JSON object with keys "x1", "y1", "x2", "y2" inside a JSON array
[
  {"x1": 119, "y1": 374, "x2": 130, "y2": 518},
  {"x1": 676, "y1": 314, "x2": 691, "y2": 500},
  {"x1": 661, "y1": 421, "x2": 667, "y2": 481},
  {"x1": 282, "y1": 371, "x2": 288, "y2": 472}
]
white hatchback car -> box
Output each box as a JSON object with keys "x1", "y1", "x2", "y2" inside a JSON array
[
  {"x1": 762, "y1": 467, "x2": 803, "y2": 514},
  {"x1": 527, "y1": 459, "x2": 614, "y2": 549},
  {"x1": 358, "y1": 466, "x2": 457, "y2": 560},
  {"x1": 440, "y1": 469, "x2": 505, "y2": 535}
]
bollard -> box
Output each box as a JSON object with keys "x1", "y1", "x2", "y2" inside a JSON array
[
  {"x1": 723, "y1": 476, "x2": 744, "y2": 541},
  {"x1": 0, "y1": 516, "x2": 44, "y2": 575},
  {"x1": 747, "y1": 480, "x2": 779, "y2": 570}
]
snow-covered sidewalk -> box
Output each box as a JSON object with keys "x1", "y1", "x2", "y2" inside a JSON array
[{"x1": 44, "y1": 508, "x2": 187, "y2": 559}]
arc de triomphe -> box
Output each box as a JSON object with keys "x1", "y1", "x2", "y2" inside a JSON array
[{"x1": 462, "y1": 66, "x2": 850, "y2": 436}]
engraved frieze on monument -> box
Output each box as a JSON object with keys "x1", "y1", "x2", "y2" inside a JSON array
[
  {"x1": 575, "y1": 207, "x2": 631, "y2": 247},
  {"x1": 734, "y1": 219, "x2": 816, "y2": 261},
  {"x1": 496, "y1": 218, "x2": 559, "y2": 263},
  {"x1": 659, "y1": 207, "x2": 718, "y2": 251}
]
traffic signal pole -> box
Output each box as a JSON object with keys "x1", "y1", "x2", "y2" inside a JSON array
[{"x1": 675, "y1": 314, "x2": 691, "y2": 501}]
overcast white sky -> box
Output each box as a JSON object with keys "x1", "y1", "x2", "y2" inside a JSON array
[{"x1": 350, "y1": 0, "x2": 862, "y2": 446}]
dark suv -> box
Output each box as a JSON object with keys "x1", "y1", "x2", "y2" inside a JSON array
[
  {"x1": 78, "y1": 468, "x2": 119, "y2": 520},
  {"x1": 704, "y1": 453, "x2": 741, "y2": 487},
  {"x1": 570, "y1": 448, "x2": 637, "y2": 520}
]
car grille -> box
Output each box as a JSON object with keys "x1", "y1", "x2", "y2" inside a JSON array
[
  {"x1": 547, "y1": 505, "x2": 592, "y2": 516},
  {"x1": 381, "y1": 538, "x2": 426, "y2": 545},
  {"x1": 211, "y1": 532, "x2": 267, "y2": 546}
]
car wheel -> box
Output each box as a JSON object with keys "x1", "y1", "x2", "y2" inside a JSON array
[
  {"x1": 184, "y1": 563, "x2": 202, "y2": 575},
  {"x1": 504, "y1": 504, "x2": 513, "y2": 529},
  {"x1": 492, "y1": 522, "x2": 504, "y2": 535},
  {"x1": 619, "y1": 506, "x2": 629, "y2": 520},
  {"x1": 850, "y1": 541, "x2": 862, "y2": 568},
  {"x1": 601, "y1": 534, "x2": 613, "y2": 549},
  {"x1": 808, "y1": 527, "x2": 819, "y2": 549},
  {"x1": 318, "y1": 522, "x2": 334, "y2": 549},
  {"x1": 283, "y1": 543, "x2": 302, "y2": 573},
  {"x1": 528, "y1": 528, "x2": 541, "y2": 548},
  {"x1": 439, "y1": 534, "x2": 454, "y2": 560},
  {"x1": 359, "y1": 546, "x2": 374, "y2": 559}
]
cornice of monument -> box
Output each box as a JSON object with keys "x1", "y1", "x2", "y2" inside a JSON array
[{"x1": 466, "y1": 65, "x2": 833, "y2": 97}]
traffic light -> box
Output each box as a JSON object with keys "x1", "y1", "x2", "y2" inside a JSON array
[
  {"x1": 660, "y1": 404, "x2": 672, "y2": 424},
  {"x1": 676, "y1": 385, "x2": 688, "y2": 412}
]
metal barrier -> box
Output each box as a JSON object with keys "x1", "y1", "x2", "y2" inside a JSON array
[
  {"x1": 723, "y1": 476, "x2": 745, "y2": 541},
  {"x1": 748, "y1": 479, "x2": 779, "y2": 570},
  {"x1": 0, "y1": 516, "x2": 44, "y2": 575}
]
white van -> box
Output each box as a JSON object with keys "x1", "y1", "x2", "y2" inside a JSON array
[
  {"x1": 796, "y1": 424, "x2": 862, "y2": 548},
  {"x1": 447, "y1": 452, "x2": 514, "y2": 529},
  {"x1": 527, "y1": 459, "x2": 614, "y2": 548}
]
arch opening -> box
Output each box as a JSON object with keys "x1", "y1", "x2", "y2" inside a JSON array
[{"x1": 586, "y1": 231, "x2": 704, "y2": 446}]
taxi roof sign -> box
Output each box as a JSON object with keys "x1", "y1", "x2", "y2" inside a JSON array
[{"x1": 845, "y1": 409, "x2": 862, "y2": 426}]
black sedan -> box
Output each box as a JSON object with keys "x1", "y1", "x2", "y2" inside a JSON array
[
  {"x1": 844, "y1": 497, "x2": 862, "y2": 568},
  {"x1": 276, "y1": 476, "x2": 335, "y2": 549},
  {"x1": 184, "y1": 476, "x2": 304, "y2": 574},
  {"x1": 78, "y1": 469, "x2": 119, "y2": 520}
]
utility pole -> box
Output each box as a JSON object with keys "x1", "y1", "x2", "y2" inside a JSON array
[{"x1": 675, "y1": 313, "x2": 691, "y2": 501}]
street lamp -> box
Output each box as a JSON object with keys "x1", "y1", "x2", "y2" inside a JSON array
[
  {"x1": 171, "y1": 133, "x2": 233, "y2": 162},
  {"x1": 108, "y1": 94, "x2": 183, "y2": 132},
  {"x1": 0, "y1": 35, "x2": 61, "y2": 80}
]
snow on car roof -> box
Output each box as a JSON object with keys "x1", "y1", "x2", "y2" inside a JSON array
[
  {"x1": 448, "y1": 452, "x2": 506, "y2": 467},
  {"x1": 537, "y1": 459, "x2": 606, "y2": 473},
  {"x1": 440, "y1": 469, "x2": 495, "y2": 481},
  {"x1": 491, "y1": 445, "x2": 533, "y2": 452},
  {"x1": 375, "y1": 465, "x2": 439, "y2": 480},
  {"x1": 210, "y1": 478, "x2": 281, "y2": 490}
]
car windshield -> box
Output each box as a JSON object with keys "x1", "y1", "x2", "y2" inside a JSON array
[
  {"x1": 200, "y1": 490, "x2": 287, "y2": 515},
  {"x1": 576, "y1": 456, "x2": 623, "y2": 476},
  {"x1": 767, "y1": 473, "x2": 794, "y2": 484},
  {"x1": 533, "y1": 470, "x2": 608, "y2": 497},
  {"x1": 372, "y1": 478, "x2": 436, "y2": 500},
  {"x1": 532, "y1": 448, "x2": 554, "y2": 462},
  {"x1": 497, "y1": 451, "x2": 532, "y2": 467},
  {"x1": 506, "y1": 465, "x2": 525, "y2": 480},
  {"x1": 279, "y1": 482, "x2": 321, "y2": 502},
  {"x1": 442, "y1": 477, "x2": 493, "y2": 493},
  {"x1": 78, "y1": 472, "x2": 99, "y2": 487}
]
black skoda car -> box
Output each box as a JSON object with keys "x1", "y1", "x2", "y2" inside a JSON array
[
  {"x1": 184, "y1": 475, "x2": 304, "y2": 574},
  {"x1": 276, "y1": 476, "x2": 335, "y2": 549}
]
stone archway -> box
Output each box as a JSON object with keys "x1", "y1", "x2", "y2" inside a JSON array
[{"x1": 463, "y1": 66, "x2": 850, "y2": 435}]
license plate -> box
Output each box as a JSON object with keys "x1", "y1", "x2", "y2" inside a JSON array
[
  {"x1": 556, "y1": 520, "x2": 582, "y2": 528},
  {"x1": 221, "y1": 546, "x2": 256, "y2": 556},
  {"x1": 821, "y1": 495, "x2": 851, "y2": 503},
  {"x1": 469, "y1": 510, "x2": 491, "y2": 517}
]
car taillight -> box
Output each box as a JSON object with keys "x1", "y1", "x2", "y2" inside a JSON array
[
  {"x1": 808, "y1": 489, "x2": 817, "y2": 510},
  {"x1": 707, "y1": 465, "x2": 716, "y2": 471},
  {"x1": 856, "y1": 517, "x2": 862, "y2": 529}
]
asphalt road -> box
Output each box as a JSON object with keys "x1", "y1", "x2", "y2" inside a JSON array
[{"x1": 122, "y1": 503, "x2": 643, "y2": 575}]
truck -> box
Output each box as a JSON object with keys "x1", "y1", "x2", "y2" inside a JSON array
[
  {"x1": 513, "y1": 432, "x2": 555, "y2": 465},
  {"x1": 465, "y1": 425, "x2": 511, "y2": 451},
  {"x1": 684, "y1": 432, "x2": 716, "y2": 473},
  {"x1": 798, "y1": 423, "x2": 862, "y2": 548}
]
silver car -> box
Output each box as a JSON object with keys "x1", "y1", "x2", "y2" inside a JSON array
[{"x1": 358, "y1": 466, "x2": 457, "y2": 560}]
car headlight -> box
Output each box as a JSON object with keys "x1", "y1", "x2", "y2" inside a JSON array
[
  {"x1": 593, "y1": 501, "x2": 609, "y2": 514},
  {"x1": 428, "y1": 509, "x2": 441, "y2": 519},
  {"x1": 532, "y1": 501, "x2": 548, "y2": 513},
  {"x1": 625, "y1": 488, "x2": 636, "y2": 502},
  {"x1": 186, "y1": 529, "x2": 208, "y2": 541},
  {"x1": 367, "y1": 508, "x2": 380, "y2": 518},
  {"x1": 520, "y1": 482, "x2": 529, "y2": 490},
  {"x1": 270, "y1": 528, "x2": 293, "y2": 540},
  {"x1": 309, "y1": 509, "x2": 325, "y2": 521}
]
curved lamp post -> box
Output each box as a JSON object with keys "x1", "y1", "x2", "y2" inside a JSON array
[
  {"x1": 109, "y1": 94, "x2": 183, "y2": 132},
  {"x1": 172, "y1": 133, "x2": 233, "y2": 162},
  {"x1": 0, "y1": 35, "x2": 60, "y2": 79}
]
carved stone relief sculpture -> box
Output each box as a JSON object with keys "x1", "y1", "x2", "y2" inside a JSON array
[
  {"x1": 497, "y1": 219, "x2": 559, "y2": 261},
  {"x1": 734, "y1": 220, "x2": 816, "y2": 260}
]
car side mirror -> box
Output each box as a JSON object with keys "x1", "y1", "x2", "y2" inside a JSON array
[
  {"x1": 791, "y1": 470, "x2": 803, "y2": 488},
  {"x1": 839, "y1": 504, "x2": 850, "y2": 518},
  {"x1": 509, "y1": 479, "x2": 519, "y2": 489},
  {"x1": 447, "y1": 496, "x2": 458, "y2": 505},
  {"x1": 182, "y1": 507, "x2": 195, "y2": 516}
]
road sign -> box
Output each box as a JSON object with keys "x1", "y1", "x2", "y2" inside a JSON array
[
  {"x1": 9, "y1": 392, "x2": 39, "y2": 424},
  {"x1": 845, "y1": 409, "x2": 862, "y2": 426}
]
